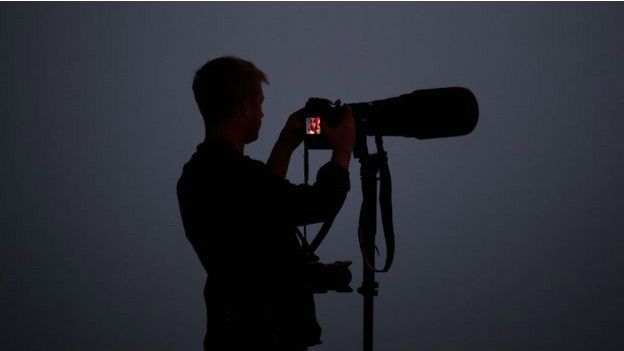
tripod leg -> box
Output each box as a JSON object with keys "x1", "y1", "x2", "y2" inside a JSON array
[{"x1": 363, "y1": 264, "x2": 375, "y2": 351}]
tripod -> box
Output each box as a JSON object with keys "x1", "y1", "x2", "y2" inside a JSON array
[
  {"x1": 301, "y1": 132, "x2": 395, "y2": 351},
  {"x1": 356, "y1": 135, "x2": 395, "y2": 351}
]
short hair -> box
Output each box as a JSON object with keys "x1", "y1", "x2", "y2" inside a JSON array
[{"x1": 192, "y1": 56, "x2": 268, "y2": 128}]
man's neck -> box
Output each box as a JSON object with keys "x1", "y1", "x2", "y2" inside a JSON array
[{"x1": 205, "y1": 127, "x2": 245, "y2": 154}]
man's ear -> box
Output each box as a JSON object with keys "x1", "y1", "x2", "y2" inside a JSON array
[
  {"x1": 239, "y1": 97, "x2": 252, "y2": 119},
  {"x1": 230, "y1": 98, "x2": 248, "y2": 122}
]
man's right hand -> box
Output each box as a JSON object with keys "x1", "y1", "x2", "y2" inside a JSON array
[{"x1": 323, "y1": 105, "x2": 355, "y2": 169}]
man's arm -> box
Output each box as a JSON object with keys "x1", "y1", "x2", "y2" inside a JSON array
[
  {"x1": 267, "y1": 139, "x2": 296, "y2": 178},
  {"x1": 324, "y1": 105, "x2": 355, "y2": 170},
  {"x1": 268, "y1": 134, "x2": 351, "y2": 178},
  {"x1": 268, "y1": 105, "x2": 354, "y2": 177},
  {"x1": 262, "y1": 105, "x2": 355, "y2": 225},
  {"x1": 267, "y1": 108, "x2": 305, "y2": 178},
  {"x1": 260, "y1": 159, "x2": 350, "y2": 226}
]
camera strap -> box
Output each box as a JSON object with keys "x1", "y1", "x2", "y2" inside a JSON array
[
  {"x1": 377, "y1": 150, "x2": 396, "y2": 273},
  {"x1": 300, "y1": 143, "x2": 341, "y2": 255},
  {"x1": 309, "y1": 212, "x2": 337, "y2": 252},
  {"x1": 357, "y1": 136, "x2": 395, "y2": 273}
]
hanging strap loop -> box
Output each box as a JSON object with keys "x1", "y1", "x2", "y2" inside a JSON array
[{"x1": 357, "y1": 136, "x2": 395, "y2": 273}]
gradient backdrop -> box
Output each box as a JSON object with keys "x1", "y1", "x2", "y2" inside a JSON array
[{"x1": 2, "y1": 3, "x2": 623, "y2": 351}]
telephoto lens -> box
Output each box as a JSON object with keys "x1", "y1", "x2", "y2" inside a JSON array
[
  {"x1": 303, "y1": 87, "x2": 479, "y2": 150},
  {"x1": 350, "y1": 87, "x2": 479, "y2": 139}
]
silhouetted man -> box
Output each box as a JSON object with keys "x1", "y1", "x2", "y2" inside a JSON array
[{"x1": 177, "y1": 56, "x2": 354, "y2": 351}]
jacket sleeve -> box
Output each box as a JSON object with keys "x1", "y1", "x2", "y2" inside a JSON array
[{"x1": 254, "y1": 160, "x2": 351, "y2": 226}]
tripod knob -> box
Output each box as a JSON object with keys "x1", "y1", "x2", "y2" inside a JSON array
[{"x1": 357, "y1": 281, "x2": 379, "y2": 296}]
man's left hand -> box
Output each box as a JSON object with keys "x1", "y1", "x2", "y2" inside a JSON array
[{"x1": 276, "y1": 108, "x2": 306, "y2": 151}]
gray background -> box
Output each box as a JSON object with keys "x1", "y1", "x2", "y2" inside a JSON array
[{"x1": 2, "y1": 3, "x2": 623, "y2": 351}]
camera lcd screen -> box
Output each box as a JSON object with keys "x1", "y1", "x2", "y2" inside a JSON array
[{"x1": 306, "y1": 117, "x2": 322, "y2": 135}]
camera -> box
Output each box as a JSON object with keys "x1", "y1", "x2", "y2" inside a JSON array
[
  {"x1": 307, "y1": 260, "x2": 353, "y2": 294},
  {"x1": 303, "y1": 87, "x2": 479, "y2": 150},
  {"x1": 303, "y1": 98, "x2": 345, "y2": 149}
]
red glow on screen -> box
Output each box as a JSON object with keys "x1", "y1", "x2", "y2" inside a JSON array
[{"x1": 307, "y1": 117, "x2": 321, "y2": 135}]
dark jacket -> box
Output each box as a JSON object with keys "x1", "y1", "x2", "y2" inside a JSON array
[{"x1": 177, "y1": 139, "x2": 350, "y2": 350}]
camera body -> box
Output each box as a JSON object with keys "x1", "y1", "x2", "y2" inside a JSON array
[
  {"x1": 303, "y1": 98, "x2": 344, "y2": 150},
  {"x1": 307, "y1": 260, "x2": 353, "y2": 294}
]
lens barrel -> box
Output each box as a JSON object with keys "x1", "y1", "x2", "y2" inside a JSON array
[{"x1": 350, "y1": 87, "x2": 479, "y2": 139}]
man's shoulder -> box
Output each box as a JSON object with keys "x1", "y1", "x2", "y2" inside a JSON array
[{"x1": 180, "y1": 140, "x2": 270, "y2": 182}]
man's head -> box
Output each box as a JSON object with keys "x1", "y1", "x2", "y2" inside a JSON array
[{"x1": 193, "y1": 56, "x2": 268, "y2": 143}]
